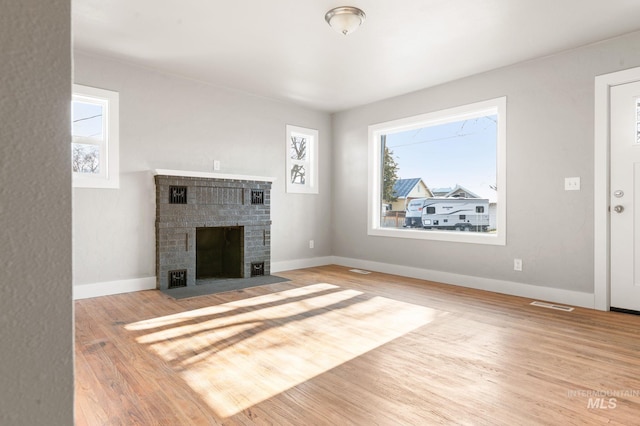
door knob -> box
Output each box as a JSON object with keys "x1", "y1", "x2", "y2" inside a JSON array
[{"x1": 614, "y1": 205, "x2": 624, "y2": 213}]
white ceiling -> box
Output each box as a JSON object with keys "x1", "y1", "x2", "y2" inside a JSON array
[{"x1": 73, "y1": 0, "x2": 640, "y2": 112}]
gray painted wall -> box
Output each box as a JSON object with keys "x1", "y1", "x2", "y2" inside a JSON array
[
  {"x1": 73, "y1": 52, "x2": 332, "y2": 288},
  {"x1": 0, "y1": 1, "x2": 73, "y2": 424},
  {"x1": 331, "y1": 31, "x2": 640, "y2": 294}
]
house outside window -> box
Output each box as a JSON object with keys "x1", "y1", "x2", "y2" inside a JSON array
[{"x1": 72, "y1": 84, "x2": 119, "y2": 188}]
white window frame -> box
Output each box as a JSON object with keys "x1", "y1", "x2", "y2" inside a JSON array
[
  {"x1": 72, "y1": 84, "x2": 119, "y2": 189},
  {"x1": 285, "y1": 125, "x2": 318, "y2": 194},
  {"x1": 368, "y1": 97, "x2": 507, "y2": 245}
]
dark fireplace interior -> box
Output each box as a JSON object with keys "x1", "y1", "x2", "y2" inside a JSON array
[{"x1": 196, "y1": 226, "x2": 244, "y2": 280}]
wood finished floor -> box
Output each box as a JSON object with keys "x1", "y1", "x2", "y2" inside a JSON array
[{"x1": 75, "y1": 265, "x2": 640, "y2": 425}]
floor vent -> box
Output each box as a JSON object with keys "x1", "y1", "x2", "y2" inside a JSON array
[
  {"x1": 349, "y1": 269, "x2": 371, "y2": 275},
  {"x1": 168, "y1": 270, "x2": 187, "y2": 288},
  {"x1": 530, "y1": 301, "x2": 574, "y2": 312}
]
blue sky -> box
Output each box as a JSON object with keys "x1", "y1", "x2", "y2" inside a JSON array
[
  {"x1": 72, "y1": 101, "x2": 103, "y2": 139},
  {"x1": 385, "y1": 115, "x2": 497, "y2": 201}
]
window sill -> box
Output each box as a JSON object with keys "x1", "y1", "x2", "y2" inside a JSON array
[{"x1": 368, "y1": 226, "x2": 505, "y2": 245}]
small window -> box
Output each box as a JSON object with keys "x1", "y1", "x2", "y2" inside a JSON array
[
  {"x1": 285, "y1": 125, "x2": 318, "y2": 194},
  {"x1": 426, "y1": 207, "x2": 436, "y2": 214},
  {"x1": 476, "y1": 206, "x2": 485, "y2": 213},
  {"x1": 72, "y1": 84, "x2": 119, "y2": 188},
  {"x1": 459, "y1": 215, "x2": 466, "y2": 220}
]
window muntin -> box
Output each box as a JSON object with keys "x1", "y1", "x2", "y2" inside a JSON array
[
  {"x1": 72, "y1": 84, "x2": 119, "y2": 188},
  {"x1": 286, "y1": 125, "x2": 318, "y2": 194},
  {"x1": 368, "y1": 97, "x2": 506, "y2": 245}
]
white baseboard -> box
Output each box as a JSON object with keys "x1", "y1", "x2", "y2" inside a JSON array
[
  {"x1": 73, "y1": 277, "x2": 156, "y2": 300},
  {"x1": 331, "y1": 256, "x2": 595, "y2": 309},
  {"x1": 271, "y1": 256, "x2": 334, "y2": 273},
  {"x1": 74, "y1": 258, "x2": 595, "y2": 309}
]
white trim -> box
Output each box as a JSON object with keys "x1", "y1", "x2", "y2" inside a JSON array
[
  {"x1": 73, "y1": 277, "x2": 156, "y2": 300},
  {"x1": 332, "y1": 256, "x2": 595, "y2": 309},
  {"x1": 272, "y1": 255, "x2": 593, "y2": 308},
  {"x1": 71, "y1": 259, "x2": 595, "y2": 308},
  {"x1": 153, "y1": 169, "x2": 275, "y2": 182},
  {"x1": 594, "y1": 66, "x2": 640, "y2": 311},
  {"x1": 368, "y1": 96, "x2": 506, "y2": 245},
  {"x1": 271, "y1": 256, "x2": 334, "y2": 273}
]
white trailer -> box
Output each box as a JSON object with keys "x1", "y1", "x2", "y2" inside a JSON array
[
  {"x1": 421, "y1": 198, "x2": 490, "y2": 232},
  {"x1": 404, "y1": 198, "x2": 428, "y2": 228}
]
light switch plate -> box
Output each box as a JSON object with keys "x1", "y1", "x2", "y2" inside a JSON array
[{"x1": 565, "y1": 177, "x2": 580, "y2": 191}]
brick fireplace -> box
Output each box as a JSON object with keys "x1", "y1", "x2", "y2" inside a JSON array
[{"x1": 154, "y1": 170, "x2": 272, "y2": 291}]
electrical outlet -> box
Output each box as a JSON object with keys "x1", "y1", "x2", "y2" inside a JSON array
[
  {"x1": 514, "y1": 258, "x2": 523, "y2": 271},
  {"x1": 213, "y1": 160, "x2": 221, "y2": 171},
  {"x1": 564, "y1": 177, "x2": 580, "y2": 191},
  {"x1": 309, "y1": 240, "x2": 315, "y2": 249}
]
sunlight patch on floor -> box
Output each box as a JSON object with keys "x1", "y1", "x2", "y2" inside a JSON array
[{"x1": 127, "y1": 283, "x2": 442, "y2": 418}]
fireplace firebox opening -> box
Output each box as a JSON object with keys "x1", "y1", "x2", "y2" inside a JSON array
[{"x1": 196, "y1": 226, "x2": 243, "y2": 280}]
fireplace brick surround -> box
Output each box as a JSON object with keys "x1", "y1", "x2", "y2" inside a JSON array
[{"x1": 155, "y1": 171, "x2": 272, "y2": 290}]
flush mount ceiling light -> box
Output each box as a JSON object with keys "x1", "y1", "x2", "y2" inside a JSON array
[{"x1": 325, "y1": 6, "x2": 366, "y2": 35}]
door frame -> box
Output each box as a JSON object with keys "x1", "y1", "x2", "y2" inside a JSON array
[{"x1": 594, "y1": 66, "x2": 640, "y2": 310}]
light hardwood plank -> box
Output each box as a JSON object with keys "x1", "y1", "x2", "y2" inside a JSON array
[{"x1": 75, "y1": 265, "x2": 640, "y2": 425}]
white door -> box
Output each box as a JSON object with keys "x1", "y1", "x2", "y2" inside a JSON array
[{"x1": 610, "y1": 80, "x2": 640, "y2": 311}]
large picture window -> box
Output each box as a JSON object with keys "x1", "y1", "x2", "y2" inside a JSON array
[
  {"x1": 72, "y1": 84, "x2": 119, "y2": 188},
  {"x1": 368, "y1": 97, "x2": 506, "y2": 245}
]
